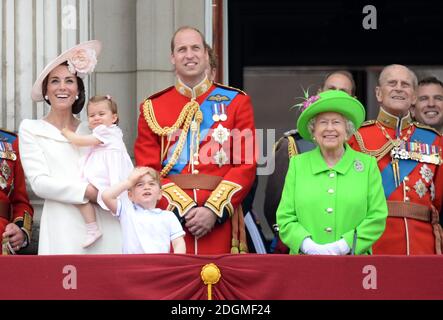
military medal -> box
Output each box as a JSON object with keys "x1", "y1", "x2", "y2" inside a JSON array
[
  {"x1": 420, "y1": 164, "x2": 433, "y2": 183},
  {"x1": 391, "y1": 146, "x2": 401, "y2": 159},
  {"x1": 212, "y1": 124, "x2": 230, "y2": 145},
  {"x1": 391, "y1": 138, "x2": 442, "y2": 166},
  {"x1": 212, "y1": 103, "x2": 220, "y2": 122},
  {"x1": 214, "y1": 148, "x2": 228, "y2": 167},
  {"x1": 1, "y1": 160, "x2": 10, "y2": 180},
  {"x1": 219, "y1": 103, "x2": 227, "y2": 121},
  {"x1": 0, "y1": 151, "x2": 16, "y2": 161},
  {"x1": 414, "y1": 179, "x2": 427, "y2": 198},
  {"x1": 0, "y1": 142, "x2": 16, "y2": 161}
]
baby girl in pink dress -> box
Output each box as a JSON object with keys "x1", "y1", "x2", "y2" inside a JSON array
[{"x1": 62, "y1": 95, "x2": 133, "y2": 248}]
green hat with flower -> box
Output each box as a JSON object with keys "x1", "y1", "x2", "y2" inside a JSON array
[{"x1": 296, "y1": 90, "x2": 366, "y2": 141}]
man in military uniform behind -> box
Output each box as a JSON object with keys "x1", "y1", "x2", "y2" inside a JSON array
[
  {"x1": 349, "y1": 64, "x2": 443, "y2": 255},
  {"x1": 0, "y1": 129, "x2": 33, "y2": 255},
  {"x1": 134, "y1": 26, "x2": 256, "y2": 254},
  {"x1": 264, "y1": 71, "x2": 356, "y2": 253}
]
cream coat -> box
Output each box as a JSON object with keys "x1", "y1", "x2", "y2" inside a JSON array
[{"x1": 19, "y1": 119, "x2": 122, "y2": 254}]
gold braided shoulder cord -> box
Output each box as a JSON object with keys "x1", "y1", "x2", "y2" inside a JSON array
[
  {"x1": 286, "y1": 136, "x2": 299, "y2": 158},
  {"x1": 353, "y1": 131, "x2": 395, "y2": 161},
  {"x1": 143, "y1": 99, "x2": 193, "y2": 136},
  {"x1": 143, "y1": 99, "x2": 200, "y2": 177}
]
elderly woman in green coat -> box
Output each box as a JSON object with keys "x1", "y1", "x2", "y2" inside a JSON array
[{"x1": 277, "y1": 90, "x2": 388, "y2": 255}]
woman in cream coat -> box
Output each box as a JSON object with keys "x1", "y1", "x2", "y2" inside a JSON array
[{"x1": 19, "y1": 41, "x2": 122, "y2": 254}]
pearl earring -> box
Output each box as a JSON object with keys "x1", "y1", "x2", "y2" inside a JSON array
[
  {"x1": 75, "y1": 95, "x2": 79, "y2": 100},
  {"x1": 44, "y1": 95, "x2": 49, "y2": 100}
]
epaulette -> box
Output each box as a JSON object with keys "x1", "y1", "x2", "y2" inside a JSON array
[
  {"x1": 283, "y1": 129, "x2": 299, "y2": 138},
  {"x1": 274, "y1": 129, "x2": 299, "y2": 157},
  {"x1": 146, "y1": 86, "x2": 175, "y2": 100},
  {"x1": 0, "y1": 128, "x2": 17, "y2": 143},
  {"x1": 413, "y1": 121, "x2": 442, "y2": 136},
  {"x1": 361, "y1": 119, "x2": 376, "y2": 127},
  {"x1": 214, "y1": 82, "x2": 247, "y2": 95}
]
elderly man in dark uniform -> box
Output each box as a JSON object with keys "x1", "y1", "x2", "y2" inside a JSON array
[
  {"x1": 349, "y1": 64, "x2": 443, "y2": 255},
  {"x1": 134, "y1": 26, "x2": 256, "y2": 255},
  {"x1": 264, "y1": 71, "x2": 356, "y2": 253},
  {"x1": 0, "y1": 129, "x2": 33, "y2": 254}
]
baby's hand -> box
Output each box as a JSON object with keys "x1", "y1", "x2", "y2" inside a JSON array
[{"x1": 60, "y1": 127, "x2": 71, "y2": 137}]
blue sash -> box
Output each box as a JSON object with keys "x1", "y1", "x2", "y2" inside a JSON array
[
  {"x1": 381, "y1": 127, "x2": 437, "y2": 198},
  {"x1": 164, "y1": 87, "x2": 239, "y2": 175}
]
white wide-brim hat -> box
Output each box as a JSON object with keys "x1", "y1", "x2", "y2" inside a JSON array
[{"x1": 31, "y1": 40, "x2": 102, "y2": 102}]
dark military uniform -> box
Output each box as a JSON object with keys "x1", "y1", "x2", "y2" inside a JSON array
[
  {"x1": 0, "y1": 129, "x2": 33, "y2": 255},
  {"x1": 264, "y1": 129, "x2": 315, "y2": 253}
]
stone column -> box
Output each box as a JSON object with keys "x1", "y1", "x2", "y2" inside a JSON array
[
  {"x1": 1, "y1": 0, "x2": 92, "y2": 131},
  {"x1": 92, "y1": 0, "x2": 137, "y2": 155},
  {"x1": 136, "y1": 0, "x2": 205, "y2": 107},
  {"x1": 92, "y1": 0, "x2": 206, "y2": 157}
]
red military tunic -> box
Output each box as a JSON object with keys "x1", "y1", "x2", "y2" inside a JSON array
[
  {"x1": 0, "y1": 129, "x2": 34, "y2": 254},
  {"x1": 134, "y1": 77, "x2": 257, "y2": 254},
  {"x1": 349, "y1": 108, "x2": 443, "y2": 255}
]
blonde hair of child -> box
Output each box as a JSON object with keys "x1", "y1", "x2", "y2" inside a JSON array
[{"x1": 144, "y1": 167, "x2": 161, "y2": 186}]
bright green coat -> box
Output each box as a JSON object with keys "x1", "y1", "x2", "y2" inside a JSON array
[{"x1": 277, "y1": 144, "x2": 388, "y2": 255}]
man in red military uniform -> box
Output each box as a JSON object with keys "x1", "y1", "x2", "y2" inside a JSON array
[
  {"x1": 134, "y1": 26, "x2": 256, "y2": 254},
  {"x1": 0, "y1": 129, "x2": 33, "y2": 255},
  {"x1": 349, "y1": 64, "x2": 443, "y2": 255}
]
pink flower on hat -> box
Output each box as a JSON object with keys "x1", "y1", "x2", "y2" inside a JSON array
[
  {"x1": 67, "y1": 48, "x2": 97, "y2": 78},
  {"x1": 291, "y1": 87, "x2": 320, "y2": 112},
  {"x1": 301, "y1": 95, "x2": 320, "y2": 111}
]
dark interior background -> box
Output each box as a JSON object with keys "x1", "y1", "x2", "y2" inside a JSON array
[{"x1": 227, "y1": 0, "x2": 443, "y2": 239}]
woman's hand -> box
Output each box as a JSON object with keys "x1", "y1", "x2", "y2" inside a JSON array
[
  {"x1": 301, "y1": 237, "x2": 350, "y2": 255},
  {"x1": 85, "y1": 184, "x2": 98, "y2": 203}
]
